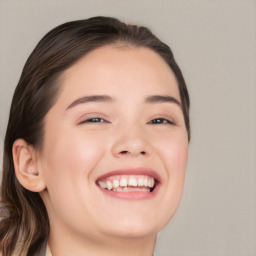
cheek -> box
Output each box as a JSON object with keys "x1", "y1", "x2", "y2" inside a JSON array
[
  {"x1": 155, "y1": 132, "x2": 188, "y2": 222},
  {"x1": 43, "y1": 129, "x2": 105, "y2": 174},
  {"x1": 158, "y1": 131, "x2": 188, "y2": 175},
  {"x1": 40, "y1": 130, "x2": 108, "y2": 226},
  {"x1": 40, "y1": 129, "x2": 108, "y2": 204},
  {"x1": 166, "y1": 135, "x2": 188, "y2": 192}
]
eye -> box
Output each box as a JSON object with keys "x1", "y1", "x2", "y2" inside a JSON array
[
  {"x1": 148, "y1": 118, "x2": 174, "y2": 125},
  {"x1": 79, "y1": 117, "x2": 110, "y2": 124}
]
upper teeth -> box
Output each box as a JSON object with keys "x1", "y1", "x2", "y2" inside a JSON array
[{"x1": 97, "y1": 175, "x2": 155, "y2": 191}]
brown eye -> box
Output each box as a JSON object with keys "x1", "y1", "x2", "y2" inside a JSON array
[
  {"x1": 148, "y1": 118, "x2": 174, "y2": 125},
  {"x1": 80, "y1": 117, "x2": 109, "y2": 124}
]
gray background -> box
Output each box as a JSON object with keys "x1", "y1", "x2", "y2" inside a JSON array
[{"x1": 0, "y1": 0, "x2": 255, "y2": 255}]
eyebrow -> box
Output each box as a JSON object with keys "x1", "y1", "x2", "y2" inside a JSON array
[
  {"x1": 66, "y1": 94, "x2": 181, "y2": 110},
  {"x1": 66, "y1": 95, "x2": 114, "y2": 110},
  {"x1": 145, "y1": 95, "x2": 182, "y2": 107}
]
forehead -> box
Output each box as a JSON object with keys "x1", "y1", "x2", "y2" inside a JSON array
[{"x1": 58, "y1": 45, "x2": 180, "y2": 103}]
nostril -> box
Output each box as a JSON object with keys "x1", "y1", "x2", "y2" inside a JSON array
[
  {"x1": 120, "y1": 151, "x2": 146, "y2": 155},
  {"x1": 117, "y1": 150, "x2": 148, "y2": 157},
  {"x1": 120, "y1": 151, "x2": 129, "y2": 155}
]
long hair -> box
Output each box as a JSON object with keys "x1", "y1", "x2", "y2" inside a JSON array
[{"x1": 0, "y1": 16, "x2": 190, "y2": 256}]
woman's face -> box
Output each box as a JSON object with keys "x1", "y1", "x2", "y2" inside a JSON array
[{"x1": 39, "y1": 45, "x2": 188, "y2": 241}]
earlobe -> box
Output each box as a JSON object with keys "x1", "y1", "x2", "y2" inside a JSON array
[{"x1": 12, "y1": 139, "x2": 46, "y2": 192}]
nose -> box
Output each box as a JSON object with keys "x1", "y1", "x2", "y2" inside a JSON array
[{"x1": 111, "y1": 127, "x2": 153, "y2": 158}]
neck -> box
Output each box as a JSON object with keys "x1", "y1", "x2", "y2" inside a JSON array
[{"x1": 48, "y1": 230, "x2": 156, "y2": 256}]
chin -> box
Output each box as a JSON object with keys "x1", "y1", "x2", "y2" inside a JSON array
[{"x1": 101, "y1": 215, "x2": 167, "y2": 239}]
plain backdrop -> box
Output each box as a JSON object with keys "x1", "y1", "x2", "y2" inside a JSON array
[{"x1": 0, "y1": 0, "x2": 255, "y2": 255}]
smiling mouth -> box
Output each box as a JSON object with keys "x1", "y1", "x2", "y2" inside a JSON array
[{"x1": 96, "y1": 175, "x2": 157, "y2": 193}]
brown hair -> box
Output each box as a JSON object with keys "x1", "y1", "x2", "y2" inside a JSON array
[{"x1": 0, "y1": 16, "x2": 190, "y2": 255}]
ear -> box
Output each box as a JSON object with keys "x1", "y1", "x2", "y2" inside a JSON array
[{"x1": 12, "y1": 139, "x2": 46, "y2": 192}]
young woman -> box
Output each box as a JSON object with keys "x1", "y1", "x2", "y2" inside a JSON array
[{"x1": 0, "y1": 16, "x2": 190, "y2": 256}]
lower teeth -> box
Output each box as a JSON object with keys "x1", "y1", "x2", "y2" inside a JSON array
[{"x1": 112, "y1": 187, "x2": 150, "y2": 192}]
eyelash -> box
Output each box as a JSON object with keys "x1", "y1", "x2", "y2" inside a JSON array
[
  {"x1": 80, "y1": 117, "x2": 109, "y2": 124},
  {"x1": 80, "y1": 117, "x2": 174, "y2": 125},
  {"x1": 147, "y1": 118, "x2": 174, "y2": 125}
]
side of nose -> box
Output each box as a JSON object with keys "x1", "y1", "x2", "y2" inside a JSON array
[{"x1": 111, "y1": 127, "x2": 153, "y2": 158}]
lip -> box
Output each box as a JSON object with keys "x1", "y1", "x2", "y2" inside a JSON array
[
  {"x1": 96, "y1": 167, "x2": 162, "y2": 183},
  {"x1": 95, "y1": 167, "x2": 161, "y2": 200}
]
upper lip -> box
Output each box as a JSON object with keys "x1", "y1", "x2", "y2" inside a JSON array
[{"x1": 96, "y1": 167, "x2": 162, "y2": 183}]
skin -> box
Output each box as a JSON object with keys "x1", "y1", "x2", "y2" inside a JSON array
[{"x1": 13, "y1": 45, "x2": 188, "y2": 256}]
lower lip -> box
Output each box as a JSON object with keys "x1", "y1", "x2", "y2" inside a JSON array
[{"x1": 97, "y1": 184, "x2": 160, "y2": 200}]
